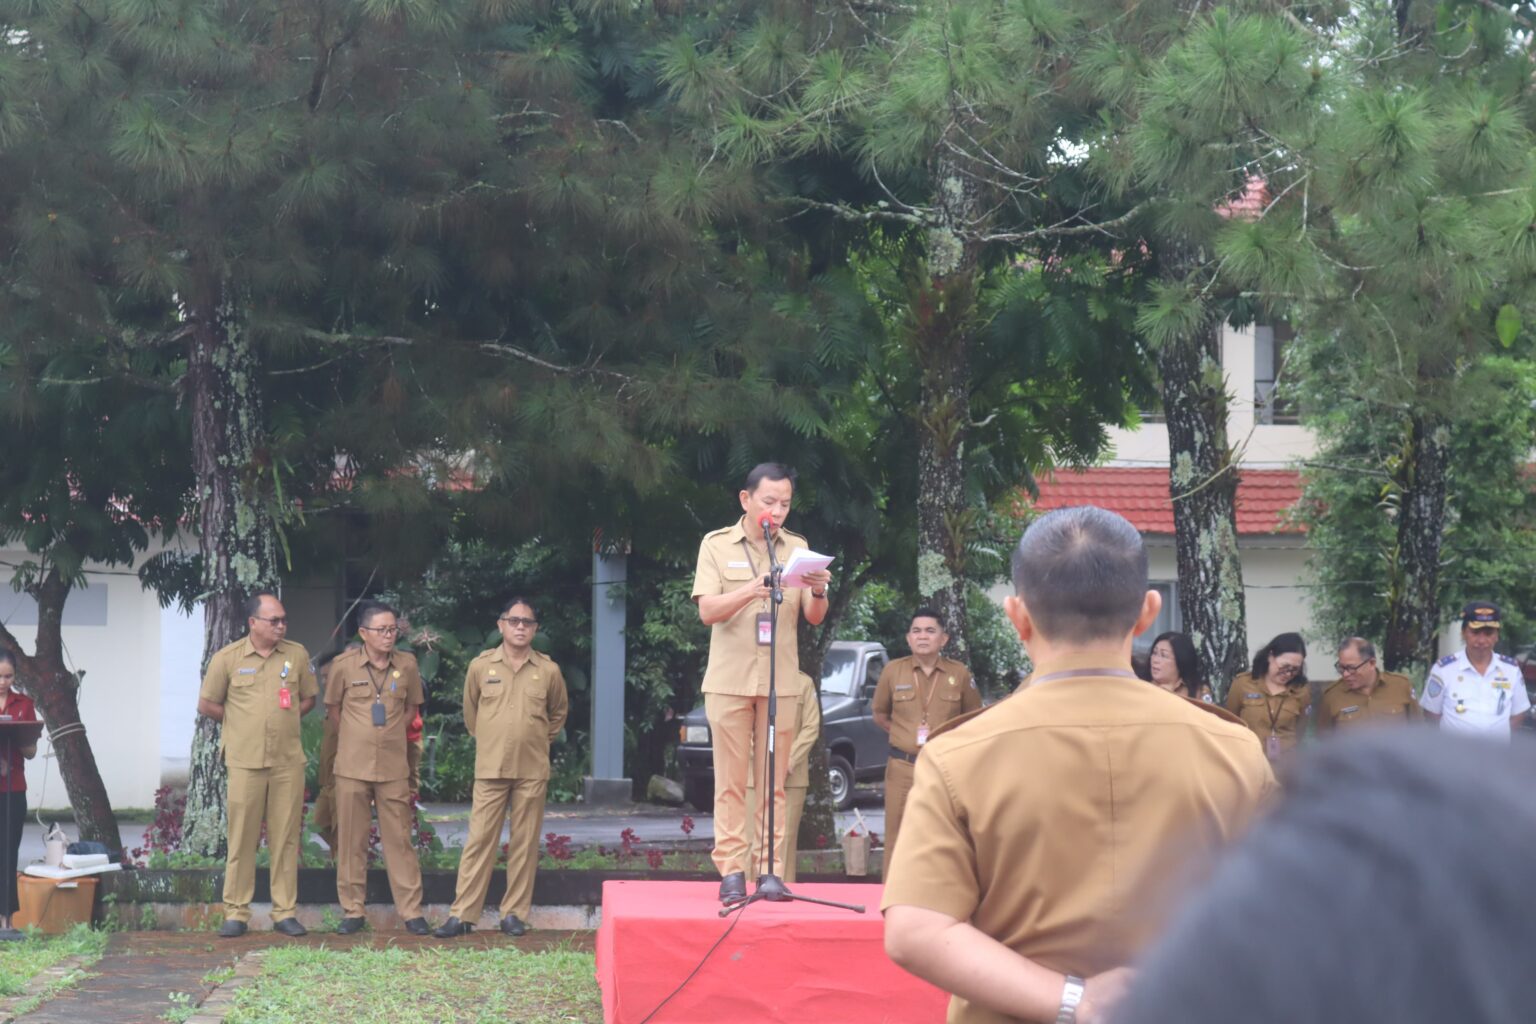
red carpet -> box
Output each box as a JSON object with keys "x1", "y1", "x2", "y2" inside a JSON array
[{"x1": 596, "y1": 880, "x2": 948, "y2": 1023}]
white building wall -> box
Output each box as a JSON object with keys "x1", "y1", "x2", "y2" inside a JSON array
[
  {"x1": 1104, "y1": 322, "x2": 1316, "y2": 469},
  {"x1": 0, "y1": 541, "x2": 200, "y2": 810}
]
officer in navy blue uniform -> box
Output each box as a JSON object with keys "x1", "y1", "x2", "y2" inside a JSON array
[{"x1": 1419, "y1": 602, "x2": 1529, "y2": 742}]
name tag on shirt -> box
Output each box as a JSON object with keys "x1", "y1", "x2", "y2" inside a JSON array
[
  {"x1": 237, "y1": 668, "x2": 258, "y2": 675},
  {"x1": 349, "y1": 679, "x2": 370, "y2": 687},
  {"x1": 728, "y1": 561, "x2": 750, "y2": 568}
]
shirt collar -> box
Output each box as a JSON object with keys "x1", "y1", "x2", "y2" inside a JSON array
[{"x1": 1028, "y1": 652, "x2": 1136, "y2": 686}]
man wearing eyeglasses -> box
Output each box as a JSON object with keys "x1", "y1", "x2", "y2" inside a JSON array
[
  {"x1": 1317, "y1": 638, "x2": 1419, "y2": 731},
  {"x1": 1419, "y1": 602, "x2": 1529, "y2": 741},
  {"x1": 325, "y1": 602, "x2": 428, "y2": 934},
  {"x1": 197, "y1": 591, "x2": 319, "y2": 938},
  {"x1": 435, "y1": 597, "x2": 568, "y2": 938}
]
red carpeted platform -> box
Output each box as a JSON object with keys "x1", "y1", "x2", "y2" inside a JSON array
[{"x1": 596, "y1": 880, "x2": 948, "y2": 1023}]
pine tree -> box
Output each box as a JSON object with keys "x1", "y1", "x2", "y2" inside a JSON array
[{"x1": 657, "y1": 0, "x2": 1158, "y2": 662}]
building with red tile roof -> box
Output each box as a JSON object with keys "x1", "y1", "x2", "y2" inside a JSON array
[{"x1": 1026, "y1": 466, "x2": 1303, "y2": 535}]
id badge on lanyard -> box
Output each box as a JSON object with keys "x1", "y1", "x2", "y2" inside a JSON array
[
  {"x1": 278, "y1": 660, "x2": 292, "y2": 709},
  {"x1": 757, "y1": 613, "x2": 772, "y2": 646},
  {"x1": 916, "y1": 723, "x2": 930, "y2": 746}
]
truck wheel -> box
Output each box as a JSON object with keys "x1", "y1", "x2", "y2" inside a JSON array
[
  {"x1": 829, "y1": 754, "x2": 855, "y2": 810},
  {"x1": 684, "y1": 775, "x2": 714, "y2": 813}
]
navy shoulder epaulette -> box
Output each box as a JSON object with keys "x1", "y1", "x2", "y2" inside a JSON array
[
  {"x1": 1436, "y1": 653, "x2": 1457, "y2": 668},
  {"x1": 1498, "y1": 653, "x2": 1518, "y2": 666}
]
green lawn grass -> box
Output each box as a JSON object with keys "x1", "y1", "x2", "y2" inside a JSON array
[
  {"x1": 0, "y1": 924, "x2": 109, "y2": 1012},
  {"x1": 223, "y1": 945, "x2": 602, "y2": 1024}
]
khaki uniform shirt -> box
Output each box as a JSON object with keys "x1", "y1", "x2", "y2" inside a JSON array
[
  {"x1": 1317, "y1": 672, "x2": 1419, "y2": 731},
  {"x1": 692, "y1": 517, "x2": 810, "y2": 698},
  {"x1": 1225, "y1": 671, "x2": 1313, "y2": 755},
  {"x1": 873, "y1": 656, "x2": 981, "y2": 755},
  {"x1": 464, "y1": 647, "x2": 569, "y2": 780},
  {"x1": 883, "y1": 656, "x2": 1275, "y2": 1024},
  {"x1": 199, "y1": 638, "x2": 318, "y2": 769},
  {"x1": 324, "y1": 647, "x2": 425, "y2": 783}
]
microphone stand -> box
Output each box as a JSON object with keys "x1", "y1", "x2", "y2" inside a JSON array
[{"x1": 722, "y1": 519, "x2": 862, "y2": 918}]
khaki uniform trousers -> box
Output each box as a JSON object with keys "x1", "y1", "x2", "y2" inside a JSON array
[
  {"x1": 704, "y1": 692, "x2": 800, "y2": 877},
  {"x1": 449, "y1": 777, "x2": 548, "y2": 923},
  {"x1": 335, "y1": 775, "x2": 423, "y2": 919},
  {"x1": 880, "y1": 757, "x2": 915, "y2": 879},
  {"x1": 224, "y1": 762, "x2": 305, "y2": 923},
  {"x1": 745, "y1": 783, "x2": 807, "y2": 882},
  {"x1": 313, "y1": 730, "x2": 422, "y2": 858}
]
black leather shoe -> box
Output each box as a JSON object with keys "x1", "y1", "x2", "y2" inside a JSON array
[
  {"x1": 500, "y1": 914, "x2": 528, "y2": 936},
  {"x1": 218, "y1": 920, "x2": 248, "y2": 938},
  {"x1": 433, "y1": 916, "x2": 473, "y2": 938},
  {"x1": 718, "y1": 872, "x2": 747, "y2": 905},
  {"x1": 403, "y1": 917, "x2": 430, "y2": 936},
  {"x1": 273, "y1": 918, "x2": 307, "y2": 937},
  {"x1": 335, "y1": 916, "x2": 366, "y2": 935}
]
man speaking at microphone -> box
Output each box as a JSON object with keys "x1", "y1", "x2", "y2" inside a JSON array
[{"x1": 693, "y1": 463, "x2": 832, "y2": 904}]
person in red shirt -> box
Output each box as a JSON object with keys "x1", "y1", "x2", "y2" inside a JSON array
[{"x1": 0, "y1": 652, "x2": 39, "y2": 930}]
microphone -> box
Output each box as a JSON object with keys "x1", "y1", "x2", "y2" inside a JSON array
[{"x1": 758, "y1": 513, "x2": 775, "y2": 540}]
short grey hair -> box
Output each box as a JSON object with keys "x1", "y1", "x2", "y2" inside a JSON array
[{"x1": 1011, "y1": 506, "x2": 1148, "y2": 644}]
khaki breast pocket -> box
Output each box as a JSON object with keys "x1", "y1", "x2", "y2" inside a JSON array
[
  {"x1": 478, "y1": 677, "x2": 509, "y2": 710},
  {"x1": 521, "y1": 680, "x2": 551, "y2": 723},
  {"x1": 721, "y1": 566, "x2": 757, "y2": 584},
  {"x1": 891, "y1": 687, "x2": 916, "y2": 703}
]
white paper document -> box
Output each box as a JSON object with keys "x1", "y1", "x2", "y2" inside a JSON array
[{"x1": 781, "y1": 548, "x2": 835, "y2": 588}]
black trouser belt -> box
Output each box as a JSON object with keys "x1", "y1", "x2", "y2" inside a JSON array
[{"x1": 888, "y1": 746, "x2": 918, "y2": 764}]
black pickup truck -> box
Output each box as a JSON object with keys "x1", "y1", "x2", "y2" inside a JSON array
[{"x1": 674, "y1": 640, "x2": 890, "y2": 811}]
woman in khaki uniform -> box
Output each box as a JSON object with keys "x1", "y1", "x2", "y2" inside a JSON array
[{"x1": 1226, "y1": 632, "x2": 1311, "y2": 762}]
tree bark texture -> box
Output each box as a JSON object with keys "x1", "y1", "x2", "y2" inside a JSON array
[
  {"x1": 1159, "y1": 323, "x2": 1249, "y2": 701},
  {"x1": 1382, "y1": 412, "x2": 1450, "y2": 673},
  {"x1": 913, "y1": 159, "x2": 981, "y2": 663},
  {"x1": 180, "y1": 286, "x2": 282, "y2": 858},
  {"x1": 0, "y1": 571, "x2": 123, "y2": 853}
]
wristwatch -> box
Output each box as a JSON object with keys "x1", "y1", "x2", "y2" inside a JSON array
[
  {"x1": 1056, "y1": 976, "x2": 1085, "y2": 1023},
  {"x1": 810, "y1": 588, "x2": 827, "y2": 598}
]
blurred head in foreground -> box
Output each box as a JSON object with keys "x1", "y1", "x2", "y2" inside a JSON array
[{"x1": 1112, "y1": 727, "x2": 1536, "y2": 1024}]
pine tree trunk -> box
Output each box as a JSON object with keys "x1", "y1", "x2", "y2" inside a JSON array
[
  {"x1": 1159, "y1": 322, "x2": 1249, "y2": 701},
  {"x1": 0, "y1": 572, "x2": 123, "y2": 853},
  {"x1": 1383, "y1": 412, "x2": 1450, "y2": 673},
  {"x1": 913, "y1": 159, "x2": 980, "y2": 662},
  {"x1": 180, "y1": 284, "x2": 282, "y2": 858}
]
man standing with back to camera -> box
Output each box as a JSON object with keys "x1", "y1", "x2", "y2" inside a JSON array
[
  {"x1": 883, "y1": 507, "x2": 1276, "y2": 1024},
  {"x1": 693, "y1": 463, "x2": 832, "y2": 904}
]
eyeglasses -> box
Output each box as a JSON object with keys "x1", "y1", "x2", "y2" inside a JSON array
[
  {"x1": 1334, "y1": 658, "x2": 1373, "y2": 674},
  {"x1": 252, "y1": 616, "x2": 288, "y2": 626},
  {"x1": 500, "y1": 616, "x2": 538, "y2": 628},
  {"x1": 1272, "y1": 662, "x2": 1303, "y2": 678},
  {"x1": 360, "y1": 625, "x2": 400, "y2": 637}
]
